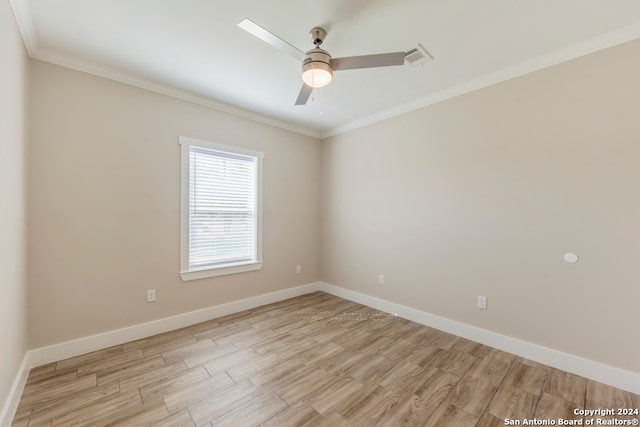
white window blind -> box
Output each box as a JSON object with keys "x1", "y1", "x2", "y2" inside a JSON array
[
  {"x1": 189, "y1": 146, "x2": 257, "y2": 269},
  {"x1": 180, "y1": 137, "x2": 263, "y2": 280}
]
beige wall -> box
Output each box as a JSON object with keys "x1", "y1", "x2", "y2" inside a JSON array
[
  {"x1": 19, "y1": 24, "x2": 640, "y2": 378},
  {"x1": 28, "y1": 61, "x2": 321, "y2": 348},
  {"x1": 0, "y1": 0, "x2": 30, "y2": 411},
  {"x1": 321, "y1": 39, "x2": 640, "y2": 373}
]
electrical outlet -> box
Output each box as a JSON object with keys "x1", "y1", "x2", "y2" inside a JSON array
[
  {"x1": 296, "y1": 265, "x2": 301, "y2": 274},
  {"x1": 477, "y1": 296, "x2": 487, "y2": 310},
  {"x1": 378, "y1": 275, "x2": 385, "y2": 285},
  {"x1": 147, "y1": 289, "x2": 156, "y2": 303}
]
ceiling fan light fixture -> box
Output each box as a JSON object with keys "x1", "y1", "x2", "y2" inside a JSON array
[
  {"x1": 302, "y1": 61, "x2": 333, "y2": 88},
  {"x1": 302, "y1": 48, "x2": 333, "y2": 88}
]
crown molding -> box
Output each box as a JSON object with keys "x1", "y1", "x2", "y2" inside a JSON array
[
  {"x1": 8, "y1": 0, "x2": 38, "y2": 54},
  {"x1": 8, "y1": 0, "x2": 322, "y2": 139},
  {"x1": 320, "y1": 22, "x2": 640, "y2": 139},
  {"x1": 32, "y1": 47, "x2": 322, "y2": 139},
  {"x1": 9, "y1": 0, "x2": 640, "y2": 141}
]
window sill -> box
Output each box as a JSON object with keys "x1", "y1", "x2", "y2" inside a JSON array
[{"x1": 180, "y1": 261, "x2": 263, "y2": 281}]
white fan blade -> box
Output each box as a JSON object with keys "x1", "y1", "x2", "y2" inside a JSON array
[
  {"x1": 331, "y1": 52, "x2": 406, "y2": 71},
  {"x1": 238, "y1": 18, "x2": 306, "y2": 62},
  {"x1": 295, "y1": 83, "x2": 313, "y2": 105}
]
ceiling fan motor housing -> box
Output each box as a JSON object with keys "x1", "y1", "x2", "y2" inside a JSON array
[{"x1": 303, "y1": 48, "x2": 332, "y2": 67}]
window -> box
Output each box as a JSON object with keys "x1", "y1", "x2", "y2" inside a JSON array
[{"x1": 179, "y1": 136, "x2": 263, "y2": 281}]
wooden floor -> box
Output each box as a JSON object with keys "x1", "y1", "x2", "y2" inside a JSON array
[{"x1": 12, "y1": 292, "x2": 639, "y2": 426}]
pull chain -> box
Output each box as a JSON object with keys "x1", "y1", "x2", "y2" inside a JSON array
[{"x1": 313, "y1": 88, "x2": 323, "y2": 116}]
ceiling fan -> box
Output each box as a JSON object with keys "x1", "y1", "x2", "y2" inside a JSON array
[{"x1": 238, "y1": 18, "x2": 407, "y2": 105}]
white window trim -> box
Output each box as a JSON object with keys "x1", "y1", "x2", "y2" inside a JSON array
[{"x1": 179, "y1": 136, "x2": 263, "y2": 281}]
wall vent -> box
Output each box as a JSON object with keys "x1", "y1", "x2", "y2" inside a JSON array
[{"x1": 404, "y1": 43, "x2": 433, "y2": 67}]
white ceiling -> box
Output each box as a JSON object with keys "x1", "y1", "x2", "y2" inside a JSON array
[{"x1": 11, "y1": 0, "x2": 640, "y2": 137}]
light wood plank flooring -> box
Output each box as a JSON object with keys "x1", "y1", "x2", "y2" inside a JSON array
[{"x1": 12, "y1": 292, "x2": 639, "y2": 426}]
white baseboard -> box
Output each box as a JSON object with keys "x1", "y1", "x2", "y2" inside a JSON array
[
  {"x1": 29, "y1": 282, "x2": 321, "y2": 367},
  {"x1": 316, "y1": 282, "x2": 640, "y2": 395},
  {"x1": 0, "y1": 353, "x2": 30, "y2": 427},
  {"x1": 9, "y1": 279, "x2": 638, "y2": 426},
  {"x1": 2, "y1": 283, "x2": 322, "y2": 425}
]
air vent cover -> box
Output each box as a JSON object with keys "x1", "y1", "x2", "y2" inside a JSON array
[{"x1": 405, "y1": 43, "x2": 433, "y2": 67}]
